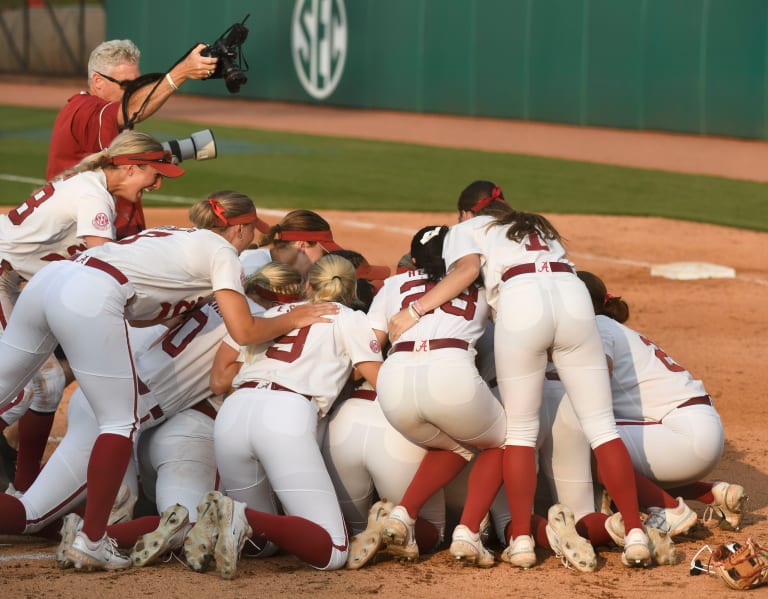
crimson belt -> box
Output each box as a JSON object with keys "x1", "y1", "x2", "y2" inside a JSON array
[
  {"x1": 390, "y1": 338, "x2": 470, "y2": 353},
  {"x1": 238, "y1": 380, "x2": 312, "y2": 401},
  {"x1": 677, "y1": 395, "x2": 712, "y2": 409},
  {"x1": 350, "y1": 389, "x2": 377, "y2": 401},
  {"x1": 501, "y1": 262, "x2": 574, "y2": 282},
  {"x1": 616, "y1": 395, "x2": 713, "y2": 426},
  {"x1": 190, "y1": 399, "x2": 218, "y2": 419},
  {"x1": 74, "y1": 255, "x2": 128, "y2": 285}
]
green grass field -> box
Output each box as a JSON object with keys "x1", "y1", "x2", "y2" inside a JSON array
[{"x1": 1, "y1": 105, "x2": 767, "y2": 231}]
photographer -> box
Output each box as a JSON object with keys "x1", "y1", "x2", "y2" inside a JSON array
[{"x1": 46, "y1": 39, "x2": 218, "y2": 238}]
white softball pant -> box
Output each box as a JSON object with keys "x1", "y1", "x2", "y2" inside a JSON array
[
  {"x1": 376, "y1": 349, "x2": 506, "y2": 460},
  {"x1": 137, "y1": 406, "x2": 218, "y2": 523},
  {"x1": 214, "y1": 388, "x2": 348, "y2": 570},
  {"x1": 495, "y1": 274, "x2": 619, "y2": 448},
  {"x1": 20, "y1": 388, "x2": 145, "y2": 534},
  {"x1": 322, "y1": 396, "x2": 445, "y2": 538},
  {"x1": 0, "y1": 261, "x2": 137, "y2": 439}
]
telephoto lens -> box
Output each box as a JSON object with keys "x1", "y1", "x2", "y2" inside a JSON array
[{"x1": 161, "y1": 130, "x2": 217, "y2": 163}]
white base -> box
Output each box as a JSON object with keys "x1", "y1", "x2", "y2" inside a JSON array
[{"x1": 650, "y1": 261, "x2": 736, "y2": 280}]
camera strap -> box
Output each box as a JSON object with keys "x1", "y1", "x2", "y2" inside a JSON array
[{"x1": 120, "y1": 43, "x2": 200, "y2": 130}]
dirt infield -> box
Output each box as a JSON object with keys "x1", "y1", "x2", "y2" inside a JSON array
[{"x1": 1, "y1": 81, "x2": 767, "y2": 598}]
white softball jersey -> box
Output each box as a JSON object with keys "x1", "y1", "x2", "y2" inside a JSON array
[
  {"x1": 367, "y1": 269, "x2": 489, "y2": 348},
  {"x1": 79, "y1": 226, "x2": 245, "y2": 321},
  {"x1": 232, "y1": 302, "x2": 383, "y2": 417},
  {"x1": 239, "y1": 247, "x2": 272, "y2": 276},
  {"x1": 597, "y1": 315, "x2": 709, "y2": 423},
  {"x1": 442, "y1": 215, "x2": 573, "y2": 313},
  {"x1": 0, "y1": 170, "x2": 116, "y2": 280}
]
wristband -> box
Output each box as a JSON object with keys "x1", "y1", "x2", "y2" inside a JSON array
[
  {"x1": 407, "y1": 304, "x2": 421, "y2": 322},
  {"x1": 412, "y1": 300, "x2": 426, "y2": 317},
  {"x1": 165, "y1": 72, "x2": 178, "y2": 91}
]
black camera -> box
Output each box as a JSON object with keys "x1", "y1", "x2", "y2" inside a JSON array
[{"x1": 201, "y1": 15, "x2": 250, "y2": 94}]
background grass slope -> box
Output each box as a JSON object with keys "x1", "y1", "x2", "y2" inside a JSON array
[{"x1": 1, "y1": 106, "x2": 767, "y2": 231}]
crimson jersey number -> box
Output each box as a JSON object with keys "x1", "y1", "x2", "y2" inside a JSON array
[
  {"x1": 399, "y1": 279, "x2": 478, "y2": 321},
  {"x1": 266, "y1": 326, "x2": 312, "y2": 363},
  {"x1": 8, "y1": 184, "x2": 55, "y2": 225},
  {"x1": 639, "y1": 335, "x2": 686, "y2": 372},
  {"x1": 524, "y1": 231, "x2": 550, "y2": 252},
  {"x1": 160, "y1": 308, "x2": 210, "y2": 358}
]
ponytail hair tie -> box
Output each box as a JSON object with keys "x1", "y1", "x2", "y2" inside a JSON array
[
  {"x1": 470, "y1": 186, "x2": 506, "y2": 212},
  {"x1": 604, "y1": 293, "x2": 616, "y2": 305}
]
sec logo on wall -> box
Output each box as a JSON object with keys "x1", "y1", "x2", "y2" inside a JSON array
[{"x1": 291, "y1": 0, "x2": 347, "y2": 100}]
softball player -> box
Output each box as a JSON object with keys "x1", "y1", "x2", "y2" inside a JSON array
[
  {"x1": 388, "y1": 180, "x2": 650, "y2": 568},
  {"x1": 210, "y1": 254, "x2": 382, "y2": 576},
  {"x1": 0, "y1": 192, "x2": 335, "y2": 571},
  {"x1": 240, "y1": 209, "x2": 344, "y2": 278},
  {"x1": 575, "y1": 272, "x2": 742, "y2": 533},
  {"x1": 367, "y1": 225, "x2": 506, "y2": 567},
  {"x1": 0, "y1": 130, "x2": 168, "y2": 493}
]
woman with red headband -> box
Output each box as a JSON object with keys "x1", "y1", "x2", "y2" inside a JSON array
[
  {"x1": 0, "y1": 129, "x2": 182, "y2": 498},
  {"x1": 388, "y1": 179, "x2": 652, "y2": 570},
  {"x1": 240, "y1": 209, "x2": 344, "y2": 278},
  {"x1": 0, "y1": 187, "x2": 336, "y2": 572}
]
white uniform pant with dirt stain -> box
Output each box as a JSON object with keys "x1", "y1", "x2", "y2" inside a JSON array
[
  {"x1": 19, "y1": 389, "x2": 142, "y2": 534},
  {"x1": 494, "y1": 273, "x2": 619, "y2": 449},
  {"x1": 214, "y1": 388, "x2": 348, "y2": 570},
  {"x1": 0, "y1": 260, "x2": 138, "y2": 439},
  {"x1": 322, "y1": 396, "x2": 446, "y2": 540},
  {"x1": 137, "y1": 407, "x2": 218, "y2": 523},
  {"x1": 376, "y1": 349, "x2": 506, "y2": 460}
]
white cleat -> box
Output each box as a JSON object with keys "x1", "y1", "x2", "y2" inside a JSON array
[
  {"x1": 707, "y1": 481, "x2": 748, "y2": 530},
  {"x1": 450, "y1": 524, "x2": 495, "y2": 568},
  {"x1": 64, "y1": 530, "x2": 131, "y2": 571},
  {"x1": 545, "y1": 504, "x2": 596, "y2": 572},
  {"x1": 380, "y1": 505, "x2": 418, "y2": 562},
  {"x1": 184, "y1": 490, "x2": 223, "y2": 573},
  {"x1": 501, "y1": 534, "x2": 537, "y2": 569},
  {"x1": 131, "y1": 504, "x2": 191, "y2": 567},
  {"x1": 214, "y1": 496, "x2": 252, "y2": 580},
  {"x1": 346, "y1": 499, "x2": 395, "y2": 570},
  {"x1": 56, "y1": 513, "x2": 83, "y2": 569},
  {"x1": 645, "y1": 497, "x2": 698, "y2": 537}
]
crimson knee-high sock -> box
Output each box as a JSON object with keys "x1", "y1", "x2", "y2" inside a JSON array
[
  {"x1": 459, "y1": 447, "x2": 503, "y2": 532},
  {"x1": 0, "y1": 493, "x2": 26, "y2": 534},
  {"x1": 400, "y1": 450, "x2": 467, "y2": 519},
  {"x1": 14, "y1": 410, "x2": 56, "y2": 492},
  {"x1": 107, "y1": 515, "x2": 161, "y2": 548},
  {"x1": 82, "y1": 433, "x2": 132, "y2": 542},
  {"x1": 634, "y1": 471, "x2": 678, "y2": 509},
  {"x1": 414, "y1": 517, "x2": 440, "y2": 552},
  {"x1": 593, "y1": 439, "x2": 643, "y2": 532},
  {"x1": 245, "y1": 508, "x2": 335, "y2": 568},
  {"x1": 530, "y1": 513, "x2": 549, "y2": 548},
  {"x1": 576, "y1": 512, "x2": 612, "y2": 546},
  {"x1": 503, "y1": 445, "x2": 537, "y2": 539},
  {"x1": 665, "y1": 482, "x2": 714, "y2": 504}
]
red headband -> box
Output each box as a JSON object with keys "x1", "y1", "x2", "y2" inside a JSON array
[
  {"x1": 250, "y1": 284, "x2": 303, "y2": 304},
  {"x1": 470, "y1": 186, "x2": 506, "y2": 212},
  {"x1": 274, "y1": 229, "x2": 343, "y2": 252},
  {"x1": 356, "y1": 260, "x2": 391, "y2": 281},
  {"x1": 110, "y1": 150, "x2": 185, "y2": 178},
  {"x1": 207, "y1": 198, "x2": 270, "y2": 232}
]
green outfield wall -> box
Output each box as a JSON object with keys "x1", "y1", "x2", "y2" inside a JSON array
[{"x1": 106, "y1": 0, "x2": 768, "y2": 139}]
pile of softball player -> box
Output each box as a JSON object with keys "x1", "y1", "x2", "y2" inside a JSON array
[{"x1": 0, "y1": 173, "x2": 747, "y2": 579}]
